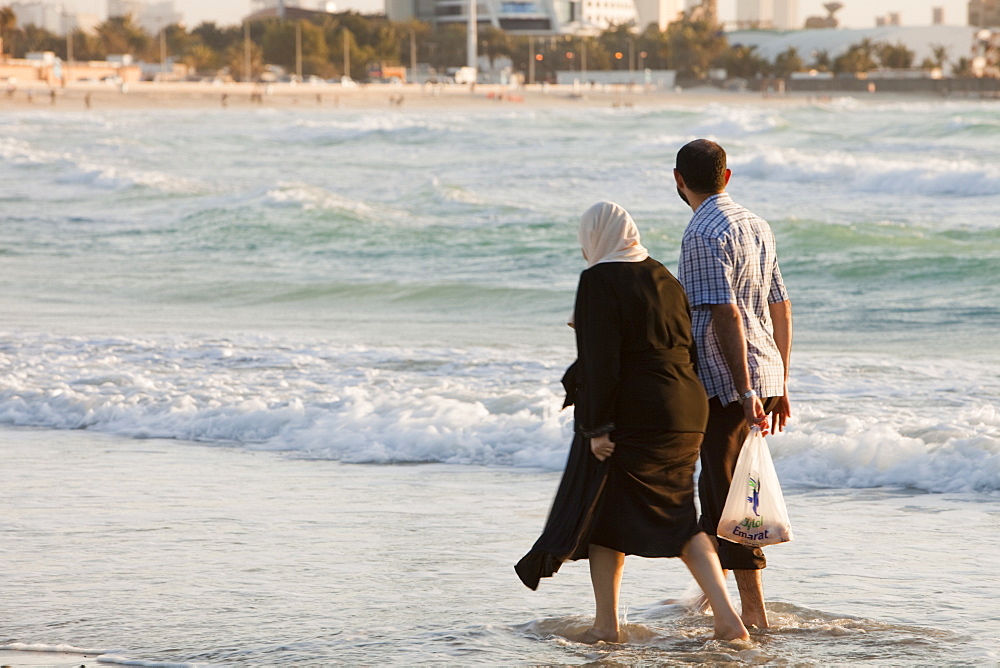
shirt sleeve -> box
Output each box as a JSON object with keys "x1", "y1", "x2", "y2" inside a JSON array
[
  {"x1": 680, "y1": 231, "x2": 735, "y2": 308},
  {"x1": 768, "y1": 258, "x2": 789, "y2": 304},
  {"x1": 573, "y1": 267, "x2": 621, "y2": 436}
]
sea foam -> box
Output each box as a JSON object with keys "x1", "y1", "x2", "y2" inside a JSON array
[
  {"x1": 731, "y1": 147, "x2": 1000, "y2": 197},
  {"x1": 1, "y1": 333, "x2": 997, "y2": 492}
]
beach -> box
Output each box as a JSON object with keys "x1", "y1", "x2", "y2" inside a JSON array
[
  {"x1": 0, "y1": 79, "x2": 889, "y2": 113},
  {"x1": 1, "y1": 87, "x2": 998, "y2": 664}
]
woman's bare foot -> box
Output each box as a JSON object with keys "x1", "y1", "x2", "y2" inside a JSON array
[
  {"x1": 581, "y1": 626, "x2": 621, "y2": 644},
  {"x1": 713, "y1": 618, "x2": 750, "y2": 641}
]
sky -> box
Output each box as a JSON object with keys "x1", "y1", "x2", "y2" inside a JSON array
[{"x1": 68, "y1": 0, "x2": 971, "y2": 29}]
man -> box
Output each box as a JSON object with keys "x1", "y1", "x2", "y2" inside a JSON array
[{"x1": 674, "y1": 139, "x2": 792, "y2": 629}]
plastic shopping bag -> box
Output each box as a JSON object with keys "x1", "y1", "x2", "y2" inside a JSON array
[{"x1": 717, "y1": 427, "x2": 794, "y2": 548}]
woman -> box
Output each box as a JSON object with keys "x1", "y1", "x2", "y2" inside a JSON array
[{"x1": 515, "y1": 201, "x2": 748, "y2": 643}]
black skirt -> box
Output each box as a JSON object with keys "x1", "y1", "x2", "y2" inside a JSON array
[{"x1": 515, "y1": 429, "x2": 702, "y2": 590}]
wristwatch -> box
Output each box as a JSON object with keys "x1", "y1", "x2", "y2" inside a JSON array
[{"x1": 740, "y1": 389, "x2": 758, "y2": 401}]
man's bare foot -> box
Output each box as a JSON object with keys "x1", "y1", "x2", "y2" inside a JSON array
[
  {"x1": 741, "y1": 611, "x2": 769, "y2": 630},
  {"x1": 734, "y1": 570, "x2": 768, "y2": 630},
  {"x1": 581, "y1": 626, "x2": 621, "y2": 644}
]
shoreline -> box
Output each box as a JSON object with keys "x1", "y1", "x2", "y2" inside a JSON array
[
  {"x1": 0, "y1": 80, "x2": 960, "y2": 112},
  {"x1": 0, "y1": 648, "x2": 103, "y2": 667}
]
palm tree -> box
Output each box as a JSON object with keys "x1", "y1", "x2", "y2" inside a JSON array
[
  {"x1": 952, "y1": 56, "x2": 974, "y2": 77},
  {"x1": 667, "y1": 11, "x2": 727, "y2": 82},
  {"x1": 877, "y1": 41, "x2": 913, "y2": 69},
  {"x1": 811, "y1": 49, "x2": 831, "y2": 72},
  {"x1": 95, "y1": 14, "x2": 150, "y2": 56},
  {"x1": 834, "y1": 38, "x2": 878, "y2": 74},
  {"x1": 931, "y1": 43, "x2": 949, "y2": 68},
  {"x1": 1, "y1": 5, "x2": 17, "y2": 56},
  {"x1": 772, "y1": 46, "x2": 803, "y2": 78},
  {"x1": 715, "y1": 44, "x2": 769, "y2": 79}
]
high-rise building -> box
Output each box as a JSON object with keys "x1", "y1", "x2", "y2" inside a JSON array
[
  {"x1": 9, "y1": 1, "x2": 64, "y2": 32},
  {"x1": 773, "y1": 0, "x2": 797, "y2": 29},
  {"x1": 580, "y1": 0, "x2": 640, "y2": 29},
  {"x1": 108, "y1": 0, "x2": 183, "y2": 32},
  {"x1": 968, "y1": 0, "x2": 1000, "y2": 27},
  {"x1": 634, "y1": 0, "x2": 680, "y2": 30},
  {"x1": 876, "y1": 11, "x2": 900, "y2": 26},
  {"x1": 736, "y1": 0, "x2": 798, "y2": 30}
]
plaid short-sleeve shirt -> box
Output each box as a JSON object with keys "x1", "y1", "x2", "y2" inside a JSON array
[{"x1": 678, "y1": 193, "x2": 789, "y2": 405}]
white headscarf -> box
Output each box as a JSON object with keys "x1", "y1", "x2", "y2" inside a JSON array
[
  {"x1": 578, "y1": 201, "x2": 649, "y2": 268},
  {"x1": 569, "y1": 201, "x2": 649, "y2": 327}
]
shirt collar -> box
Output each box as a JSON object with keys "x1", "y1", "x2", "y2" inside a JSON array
[{"x1": 692, "y1": 192, "x2": 732, "y2": 218}]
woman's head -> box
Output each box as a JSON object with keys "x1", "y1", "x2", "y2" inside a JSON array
[{"x1": 578, "y1": 201, "x2": 649, "y2": 268}]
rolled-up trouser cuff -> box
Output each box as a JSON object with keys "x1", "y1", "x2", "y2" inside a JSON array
[{"x1": 715, "y1": 535, "x2": 767, "y2": 570}]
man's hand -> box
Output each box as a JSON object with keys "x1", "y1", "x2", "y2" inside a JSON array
[
  {"x1": 769, "y1": 391, "x2": 791, "y2": 434},
  {"x1": 590, "y1": 433, "x2": 615, "y2": 461},
  {"x1": 742, "y1": 395, "x2": 770, "y2": 435}
]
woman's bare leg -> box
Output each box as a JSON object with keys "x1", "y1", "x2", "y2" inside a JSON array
[
  {"x1": 680, "y1": 533, "x2": 750, "y2": 640},
  {"x1": 586, "y1": 543, "x2": 625, "y2": 643}
]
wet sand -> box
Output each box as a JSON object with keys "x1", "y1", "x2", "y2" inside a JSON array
[{"x1": 1, "y1": 426, "x2": 998, "y2": 664}]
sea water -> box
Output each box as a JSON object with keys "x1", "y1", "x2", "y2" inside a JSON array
[{"x1": 1, "y1": 97, "x2": 998, "y2": 665}]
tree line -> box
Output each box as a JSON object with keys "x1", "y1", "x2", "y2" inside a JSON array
[{"x1": 0, "y1": 5, "x2": 972, "y2": 83}]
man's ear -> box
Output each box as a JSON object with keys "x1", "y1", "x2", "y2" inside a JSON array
[
  {"x1": 724, "y1": 168, "x2": 732, "y2": 186},
  {"x1": 673, "y1": 168, "x2": 685, "y2": 188}
]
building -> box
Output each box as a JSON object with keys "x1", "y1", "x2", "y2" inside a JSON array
[
  {"x1": 581, "y1": 0, "x2": 640, "y2": 29},
  {"x1": 64, "y1": 13, "x2": 102, "y2": 33},
  {"x1": 875, "y1": 12, "x2": 901, "y2": 27},
  {"x1": 138, "y1": 2, "x2": 183, "y2": 32},
  {"x1": 634, "y1": 0, "x2": 681, "y2": 30},
  {"x1": 246, "y1": 4, "x2": 337, "y2": 22},
  {"x1": 108, "y1": 0, "x2": 183, "y2": 33},
  {"x1": 804, "y1": 2, "x2": 841, "y2": 29},
  {"x1": 5, "y1": 2, "x2": 108, "y2": 35},
  {"x1": 9, "y1": 1, "x2": 61, "y2": 33},
  {"x1": 727, "y1": 25, "x2": 978, "y2": 74},
  {"x1": 387, "y1": 0, "x2": 692, "y2": 35},
  {"x1": 735, "y1": 0, "x2": 799, "y2": 31},
  {"x1": 251, "y1": 0, "x2": 339, "y2": 13},
  {"x1": 968, "y1": 0, "x2": 1000, "y2": 27},
  {"x1": 933, "y1": 6, "x2": 944, "y2": 25},
  {"x1": 388, "y1": 0, "x2": 588, "y2": 34}
]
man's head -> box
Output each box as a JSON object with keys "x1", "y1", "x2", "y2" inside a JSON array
[{"x1": 674, "y1": 139, "x2": 731, "y2": 207}]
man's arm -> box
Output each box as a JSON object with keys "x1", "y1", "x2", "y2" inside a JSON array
[
  {"x1": 710, "y1": 303, "x2": 767, "y2": 429},
  {"x1": 768, "y1": 299, "x2": 793, "y2": 432}
]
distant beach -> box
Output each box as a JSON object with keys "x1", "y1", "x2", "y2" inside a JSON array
[{"x1": 0, "y1": 79, "x2": 944, "y2": 112}]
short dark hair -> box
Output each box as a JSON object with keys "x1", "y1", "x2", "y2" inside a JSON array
[{"x1": 675, "y1": 139, "x2": 727, "y2": 194}]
